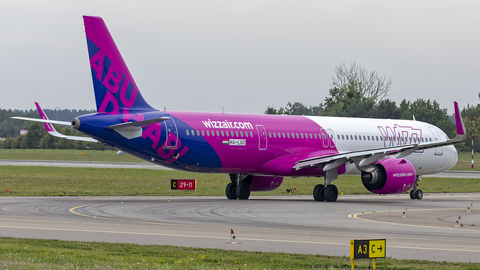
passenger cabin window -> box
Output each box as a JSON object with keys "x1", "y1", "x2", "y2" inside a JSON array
[
  {"x1": 201, "y1": 130, "x2": 205, "y2": 136},
  {"x1": 250, "y1": 132, "x2": 253, "y2": 137},
  {"x1": 186, "y1": 130, "x2": 190, "y2": 136}
]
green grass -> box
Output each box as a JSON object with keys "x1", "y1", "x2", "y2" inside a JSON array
[
  {"x1": 0, "y1": 149, "x2": 142, "y2": 163},
  {"x1": 1, "y1": 166, "x2": 480, "y2": 197},
  {"x1": 0, "y1": 166, "x2": 362, "y2": 196},
  {"x1": 2, "y1": 149, "x2": 480, "y2": 171},
  {"x1": 0, "y1": 237, "x2": 477, "y2": 270}
]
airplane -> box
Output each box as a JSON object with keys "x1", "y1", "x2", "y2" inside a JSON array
[{"x1": 12, "y1": 16, "x2": 466, "y2": 202}]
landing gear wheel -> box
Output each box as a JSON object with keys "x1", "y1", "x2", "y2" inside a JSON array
[
  {"x1": 226, "y1": 183, "x2": 237, "y2": 199},
  {"x1": 414, "y1": 189, "x2": 423, "y2": 200},
  {"x1": 236, "y1": 182, "x2": 250, "y2": 200},
  {"x1": 313, "y1": 184, "x2": 325, "y2": 201},
  {"x1": 324, "y1": 185, "x2": 338, "y2": 202},
  {"x1": 410, "y1": 190, "x2": 416, "y2": 200}
]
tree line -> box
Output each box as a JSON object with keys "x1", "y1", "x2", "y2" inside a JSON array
[
  {"x1": 0, "y1": 108, "x2": 110, "y2": 150},
  {"x1": 0, "y1": 108, "x2": 96, "y2": 138},
  {"x1": 265, "y1": 62, "x2": 476, "y2": 152},
  {"x1": 1, "y1": 62, "x2": 478, "y2": 152}
]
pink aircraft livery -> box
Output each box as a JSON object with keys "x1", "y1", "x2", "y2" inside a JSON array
[{"x1": 13, "y1": 16, "x2": 466, "y2": 202}]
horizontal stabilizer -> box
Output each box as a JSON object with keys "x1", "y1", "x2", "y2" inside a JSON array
[
  {"x1": 105, "y1": 117, "x2": 170, "y2": 139},
  {"x1": 10, "y1": 117, "x2": 71, "y2": 126},
  {"x1": 105, "y1": 117, "x2": 170, "y2": 129}
]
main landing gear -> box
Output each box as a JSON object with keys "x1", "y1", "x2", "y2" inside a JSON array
[
  {"x1": 410, "y1": 175, "x2": 423, "y2": 200},
  {"x1": 313, "y1": 184, "x2": 338, "y2": 202},
  {"x1": 313, "y1": 169, "x2": 339, "y2": 202},
  {"x1": 226, "y1": 174, "x2": 251, "y2": 200}
]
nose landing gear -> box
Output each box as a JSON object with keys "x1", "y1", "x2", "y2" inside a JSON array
[{"x1": 410, "y1": 175, "x2": 423, "y2": 200}]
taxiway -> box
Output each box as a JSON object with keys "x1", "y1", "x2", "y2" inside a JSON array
[{"x1": 0, "y1": 194, "x2": 479, "y2": 263}]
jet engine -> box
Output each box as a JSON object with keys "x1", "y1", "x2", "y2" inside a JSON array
[
  {"x1": 360, "y1": 158, "x2": 416, "y2": 194},
  {"x1": 248, "y1": 176, "x2": 284, "y2": 192}
]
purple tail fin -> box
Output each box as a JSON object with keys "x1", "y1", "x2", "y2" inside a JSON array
[{"x1": 83, "y1": 16, "x2": 154, "y2": 114}]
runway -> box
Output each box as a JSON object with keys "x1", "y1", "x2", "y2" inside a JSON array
[{"x1": 0, "y1": 194, "x2": 479, "y2": 263}]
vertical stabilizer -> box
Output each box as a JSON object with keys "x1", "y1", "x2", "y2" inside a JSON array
[{"x1": 83, "y1": 16, "x2": 154, "y2": 114}]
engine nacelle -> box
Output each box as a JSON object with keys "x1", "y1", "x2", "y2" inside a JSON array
[
  {"x1": 361, "y1": 158, "x2": 416, "y2": 194},
  {"x1": 248, "y1": 176, "x2": 284, "y2": 192}
]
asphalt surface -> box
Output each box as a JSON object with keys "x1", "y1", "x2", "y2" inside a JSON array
[
  {"x1": 1, "y1": 159, "x2": 480, "y2": 263},
  {"x1": 0, "y1": 194, "x2": 479, "y2": 263}
]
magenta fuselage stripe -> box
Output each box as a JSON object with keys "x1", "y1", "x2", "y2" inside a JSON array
[{"x1": 169, "y1": 111, "x2": 340, "y2": 176}]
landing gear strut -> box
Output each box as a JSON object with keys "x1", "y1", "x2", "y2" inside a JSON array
[
  {"x1": 410, "y1": 175, "x2": 423, "y2": 200},
  {"x1": 313, "y1": 169, "x2": 339, "y2": 202},
  {"x1": 225, "y1": 174, "x2": 251, "y2": 200}
]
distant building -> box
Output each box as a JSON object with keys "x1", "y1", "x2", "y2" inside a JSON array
[{"x1": 20, "y1": 129, "x2": 28, "y2": 135}]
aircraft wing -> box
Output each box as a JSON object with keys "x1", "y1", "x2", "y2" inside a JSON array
[{"x1": 294, "y1": 101, "x2": 466, "y2": 171}]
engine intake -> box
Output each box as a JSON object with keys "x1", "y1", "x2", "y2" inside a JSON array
[{"x1": 361, "y1": 158, "x2": 416, "y2": 194}]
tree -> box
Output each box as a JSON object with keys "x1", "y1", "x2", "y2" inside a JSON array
[
  {"x1": 372, "y1": 99, "x2": 401, "y2": 119},
  {"x1": 332, "y1": 61, "x2": 392, "y2": 101},
  {"x1": 321, "y1": 82, "x2": 376, "y2": 117},
  {"x1": 264, "y1": 107, "x2": 278, "y2": 115},
  {"x1": 321, "y1": 62, "x2": 393, "y2": 118},
  {"x1": 264, "y1": 102, "x2": 322, "y2": 116},
  {"x1": 460, "y1": 104, "x2": 480, "y2": 152},
  {"x1": 399, "y1": 99, "x2": 455, "y2": 138},
  {"x1": 23, "y1": 122, "x2": 47, "y2": 149}
]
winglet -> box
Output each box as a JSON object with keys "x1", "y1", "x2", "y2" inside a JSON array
[
  {"x1": 454, "y1": 101, "x2": 465, "y2": 136},
  {"x1": 35, "y1": 102, "x2": 57, "y2": 133},
  {"x1": 447, "y1": 101, "x2": 467, "y2": 144}
]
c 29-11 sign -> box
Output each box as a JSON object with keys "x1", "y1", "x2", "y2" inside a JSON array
[{"x1": 171, "y1": 179, "x2": 196, "y2": 190}]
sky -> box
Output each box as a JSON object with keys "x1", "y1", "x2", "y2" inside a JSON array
[{"x1": 1, "y1": 1, "x2": 479, "y2": 115}]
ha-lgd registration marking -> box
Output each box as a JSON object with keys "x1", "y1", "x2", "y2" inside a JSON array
[{"x1": 229, "y1": 139, "x2": 246, "y2": 146}]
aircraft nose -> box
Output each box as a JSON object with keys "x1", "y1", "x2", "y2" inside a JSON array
[{"x1": 444, "y1": 145, "x2": 458, "y2": 171}]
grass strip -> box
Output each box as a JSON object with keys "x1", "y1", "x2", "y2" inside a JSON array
[
  {"x1": 1, "y1": 166, "x2": 480, "y2": 196},
  {"x1": 0, "y1": 149, "x2": 142, "y2": 163},
  {"x1": 0, "y1": 237, "x2": 477, "y2": 270},
  {"x1": 1, "y1": 149, "x2": 480, "y2": 171}
]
